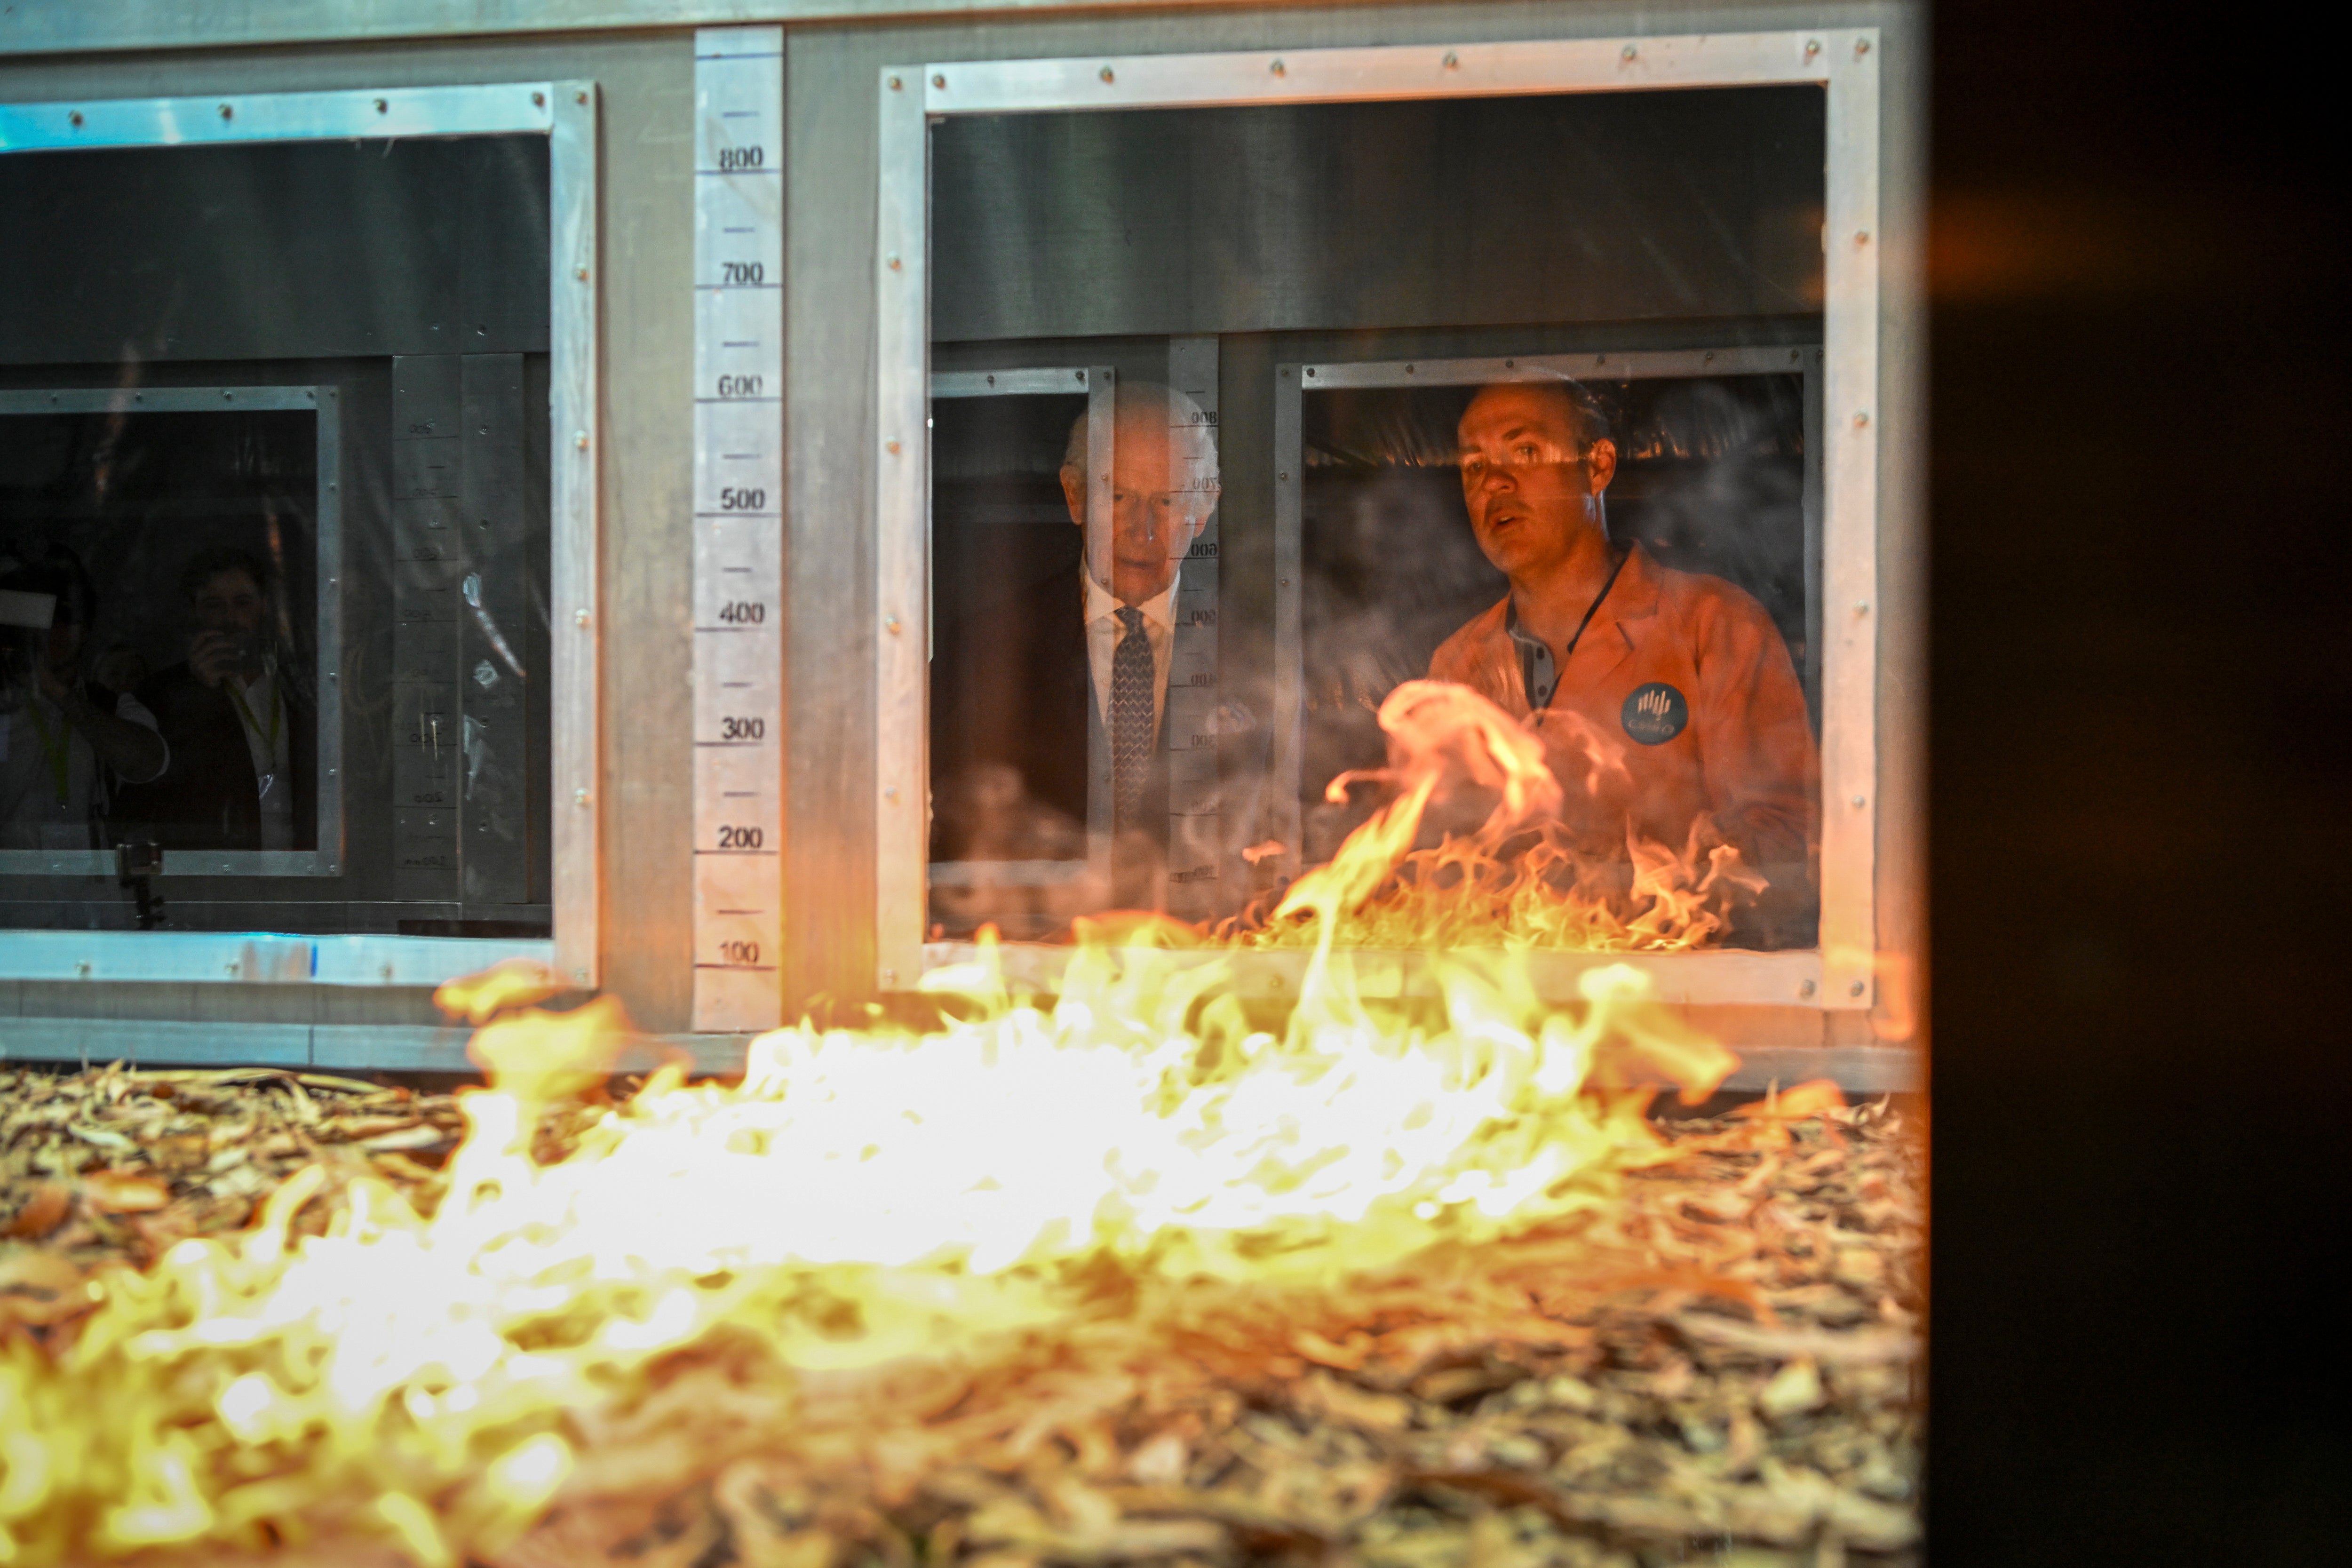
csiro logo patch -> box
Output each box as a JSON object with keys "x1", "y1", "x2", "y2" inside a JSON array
[{"x1": 1621, "y1": 682, "x2": 1689, "y2": 745}]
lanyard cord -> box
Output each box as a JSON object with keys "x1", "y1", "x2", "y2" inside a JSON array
[
  {"x1": 1522, "y1": 542, "x2": 1632, "y2": 712},
  {"x1": 24, "y1": 694, "x2": 71, "y2": 805}
]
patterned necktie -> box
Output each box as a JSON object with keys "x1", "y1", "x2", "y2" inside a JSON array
[{"x1": 1110, "y1": 605, "x2": 1155, "y2": 828}]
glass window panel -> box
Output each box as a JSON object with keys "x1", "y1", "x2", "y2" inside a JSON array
[
  {"x1": 0, "y1": 134, "x2": 552, "y2": 936},
  {"x1": 927, "y1": 86, "x2": 1824, "y2": 949}
]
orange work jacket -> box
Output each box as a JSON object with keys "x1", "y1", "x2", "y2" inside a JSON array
[{"x1": 1426, "y1": 544, "x2": 1819, "y2": 878}]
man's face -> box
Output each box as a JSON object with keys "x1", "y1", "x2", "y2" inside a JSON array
[
  {"x1": 193, "y1": 569, "x2": 265, "y2": 645},
  {"x1": 1062, "y1": 416, "x2": 1220, "y2": 605},
  {"x1": 1457, "y1": 387, "x2": 1615, "y2": 579}
]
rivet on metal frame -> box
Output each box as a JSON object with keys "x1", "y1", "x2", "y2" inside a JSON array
[
  {"x1": 1805, "y1": 39, "x2": 1821, "y2": 57},
  {"x1": 1849, "y1": 979, "x2": 1868, "y2": 997},
  {"x1": 1100, "y1": 65, "x2": 1116, "y2": 83},
  {"x1": 218, "y1": 103, "x2": 233, "y2": 120},
  {"x1": 1855, "y1": 601, "x2": 1872, "y2": 616},
  {"x1": 575, "y1": 608, "x2": 591, "y2": 627},
  {"x1": 885, "y1": 615, "x2": 902, "y2": 635},
  {"x1": 886, "y1": 439, "x2": 901, "y2": 454},
  {"x1": 576, "y1": 91, "x2": 588, "y2": 105},
  {"x1": 1851, "y1": 795, "x2": 1867, "y2": 809},
  {"x1": 1856, "y1": 229, "x2": 1871, "y2": 245},
  {"x1": 574, "y1": 430, "x2": 590, "y2": 449},
  {"x1": 1621, "y1": 45, "x2": 1637, "y2": 62},
  {"x1": 68, "y1": 110, "x2": 84, "y2": 127},
  {"x1": 932, "y1": 74, "x2": 946, "y2": 89},
  {"x1": 575, "y1": 265, "x2": 589, "y2": 281},
  {"x1": 1853, "y1": 411, "x2": 1871, "y2": 428},
  {"x1": 1856, "y1": 38, "x2": 1872, "y2": 55},
  {"x1": 1270, "y1": 59, "x2": 1286, "y2": 77},
  {"x1": 532, "y1": 91, "x2": 547, "y2": 108},
  {"x1": 889, "y1": 76, "x2": 903, "y2": 91},
  {"x1": 1799, "y1": 979, "x2": 1817, "y2": 999},
  {"x1": 883, "y1": 786, "x2": 899, "y2": 802},
  {"x1": 887, "y1": 253, "x2": 902, "y2": 271},
  {"x1": 1442, "y1": 51, "x2": 1459, "y2": 70},
  {"x1": 575, "y1": 788, "x2": 591, "y2": 807}
]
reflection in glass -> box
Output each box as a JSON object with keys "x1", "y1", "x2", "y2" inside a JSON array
[{"x1": 0, "y1": 133, "x2": 552, "y2": 934}]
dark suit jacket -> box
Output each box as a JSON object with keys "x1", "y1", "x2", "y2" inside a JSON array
[
  {"x1": 930, "y1": 561, "x2": 1170, "y2": 903},
  {"x1": 118, "y1": 662, "x2": 317, "y2": 852}
]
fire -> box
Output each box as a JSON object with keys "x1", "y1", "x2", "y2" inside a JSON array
[
  {"x1": 1231, "y1": 681, "x2": 1765, "y2": 953},
  {"x1": 0, "y1": 684, "x2": 1793, "y2": 1562},
  {"x1": 0, "y1": 931, "x2": 1732, "y2": 1563}
]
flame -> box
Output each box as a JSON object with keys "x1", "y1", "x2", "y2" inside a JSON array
[
  {"x1": 0, "y1": 935, "x2": 1733, "y2": 1563},
  {"x1": 1232, "y1": 681, "x2": 1765, "y2": 953}
]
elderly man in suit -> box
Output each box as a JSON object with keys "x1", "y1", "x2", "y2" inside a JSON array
[{"x1": 929, "y1": 381, "x2": 1219, "y2": 919}]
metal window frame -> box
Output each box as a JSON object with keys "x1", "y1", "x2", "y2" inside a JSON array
[
  {"x1": 1271, "y1": 344, "x2": 1831, "y2": 944},
  {"x1": 0, "y1": 383, "x2": 345, "y2": 880},
  {"x1": 875, "y1": 31, "x2": 1882, "y2": 1005},
  {"x1": 927, "y1": 364, "x2": 1118, "y2": 906},
  {"x1": 0, "y1": 80, "x2": 603, "y2": 990}
]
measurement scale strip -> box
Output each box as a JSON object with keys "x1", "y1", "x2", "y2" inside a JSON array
[{"x1": 691, "y1": 26, "x2": 785, "y2": 1031}]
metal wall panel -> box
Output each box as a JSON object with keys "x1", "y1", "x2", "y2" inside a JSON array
[
  {"x1": 0, "y1": 35, "x2": 684, "y2": 1031},
  {"x1": 931, "y1": 90, "x2": 1824, "y2": 343},
  {"x1": 0, "y1": 139, "x2": 548, "y2": 365},
  {"x1": 786, "y1": 0, "x2": 1925, "y2": 1051}
]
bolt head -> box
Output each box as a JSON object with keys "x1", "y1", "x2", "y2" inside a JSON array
[
  {"x1": 1857, "y1": 38, "x2": 1871, "y2": 54},
  {"x1": 1622, "y1": 44, "x2": 1637, "y2": 61},
  {"x1": 68, "y1": 110, "x2": 83, "y2": 127},
  {"x1": 1849, "y1": 979, "x2": 1868, "y2": 997},
  {"x1": 574, "y1": 430, "x2": 589, "y2": 449},
  {"x1": 1851, "y1": 794, "x2": 1867, "y2": 809},
  {"x1": 218, "y1": 103, "x2": 233, "y2": 120},
  {"x1": 1100, "y1": 65, "x2": 1116, "y2": 82},
  {"x1": 1443, "y1": 50, "x2": 1459, "y2": 68},
  {"x1": 932, "y1": 74, "x2": 946, "y2": 88},
  {"x1": 575, "y1": 265, "x2": 589, "y2": 280},
  {"x1": 532, "y1": 91, "x2": 546, "y2": 108},
  {"x1": 888, "y1": 75, "x2": 902, "y2": 90},
  {"x1": 1853, "y1": 411, "x2": 1871, "y2": 428}
]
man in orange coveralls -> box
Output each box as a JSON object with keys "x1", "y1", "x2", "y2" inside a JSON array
[{"x1": 1427, "y1": 380, "x2": 1819, "y2": 914}]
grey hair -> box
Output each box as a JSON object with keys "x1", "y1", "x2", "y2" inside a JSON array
[{"x1": 1060, "y1": 381, "x2": 1218, "y2": 479}]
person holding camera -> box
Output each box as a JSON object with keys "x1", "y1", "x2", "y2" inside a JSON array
[{"x1": 0, "y1": 546, "x2": 169, "y2": 852}]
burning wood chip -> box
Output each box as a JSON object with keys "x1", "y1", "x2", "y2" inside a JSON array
[{"x1": 0, "y1": 1064, "x2": 1920, "y2": 1566}]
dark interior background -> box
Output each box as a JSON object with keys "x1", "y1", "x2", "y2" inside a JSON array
[
  {"x1": 0, "y1": 408, "x2": 320, "y2": 699},
  {"x1": 1928, "y1": 0, "x2": 2348, "y2": 1559},
  {"x1": 0, "y1": 135, "x2": 551, "y2": 934},
  {"x1": 927, "y1": 390, "x2": 1088, "y2": 869}
]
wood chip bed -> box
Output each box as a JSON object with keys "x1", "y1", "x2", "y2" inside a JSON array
[{"x1": 1, "y1": 1065, "x2": 1921, "y2": 1568}]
